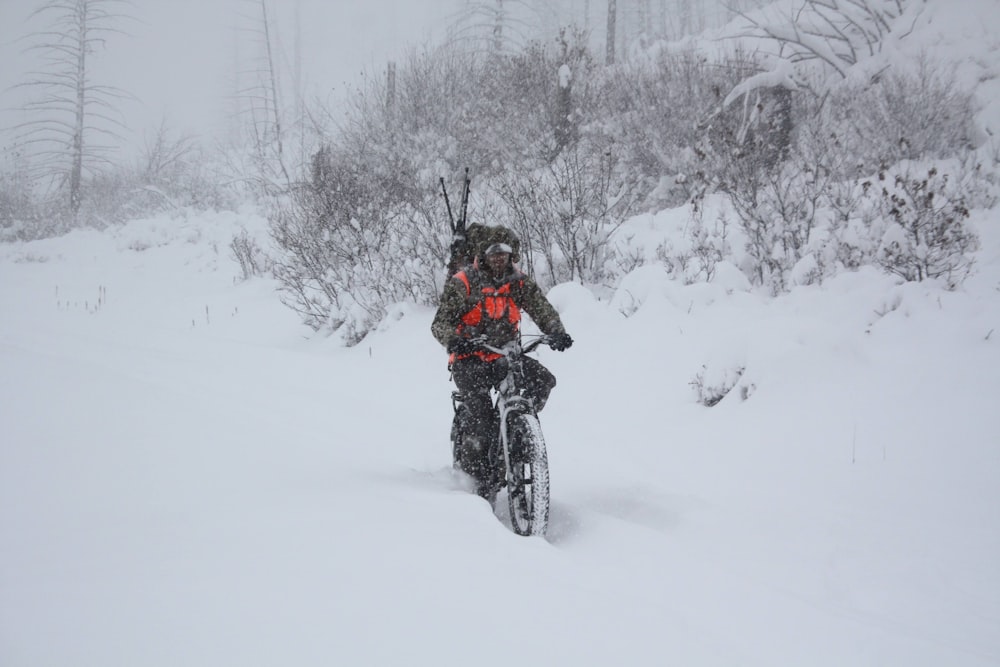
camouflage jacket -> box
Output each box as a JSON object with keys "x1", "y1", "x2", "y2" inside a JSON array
[{"x1": 431, "y1": 265, "x2": 566, "y2": 349}]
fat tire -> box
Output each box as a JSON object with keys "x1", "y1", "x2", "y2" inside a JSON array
[{"x1": 505, "y1": 413, "x2": 550, "y2": 537}]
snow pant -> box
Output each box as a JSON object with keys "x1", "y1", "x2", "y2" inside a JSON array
[{"x1": 450, "y1": 355, "x2": 556, "y2": 495}]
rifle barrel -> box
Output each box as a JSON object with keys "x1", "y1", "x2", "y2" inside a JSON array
[
  {"x1": 440, "y1": 177, "x2": 455, "y2": 232},
  {"x1": 459, "y1": 168, "x2": 470, "y2": 227}
]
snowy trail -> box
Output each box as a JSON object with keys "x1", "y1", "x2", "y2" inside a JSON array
[
  {"x1": 2, "y1": 220, "x2": 999, "y2": 666},
  {"x1": 2, "y1": 310, "x2": 736, "y2": 665},
  {"x1": 2, "y1": 327, "x2": 992, "y2": 667}
]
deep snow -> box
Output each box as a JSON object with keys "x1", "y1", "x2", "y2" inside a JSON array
[{"x1": 1, "y1": 200, "x2": 998, "y2": 666}]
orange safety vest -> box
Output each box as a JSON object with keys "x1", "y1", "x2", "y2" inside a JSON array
[{"x1": 451, "y1": 270, "x2": 523, "y2": 363}]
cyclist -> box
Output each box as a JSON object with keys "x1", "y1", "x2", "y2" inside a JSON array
[{"x1": 431, "y1": 225, "x2": 573, "y2": 499}]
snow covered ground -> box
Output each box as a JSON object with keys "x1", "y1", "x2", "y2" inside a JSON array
[
  {"x1": 3, "y1": 0, "x2": 1000, "y2": 663},
  {"x1": 1, "y1": 200, "x2": 998, "y2": 666}
]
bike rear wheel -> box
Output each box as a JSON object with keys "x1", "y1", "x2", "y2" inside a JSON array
[{"x1": 505, "y1": 413, "x2": 550, "y2": 537}]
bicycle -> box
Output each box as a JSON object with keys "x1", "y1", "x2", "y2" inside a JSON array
[{"x1": 451, "y1": 335, "x2": 553, "y2": 537}]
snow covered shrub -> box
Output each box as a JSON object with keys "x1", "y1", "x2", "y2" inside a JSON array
[
  {"x1": 690, "y1": 364, "x2": 747, "y2": 407},
  {"x1": 386, "y1": 30, "x2": 597, "y2": 174},
  {"x1": 658, "y1": 207, "x2": 732, "y2": 285},
  {"x1": 817, "y1": 57, "x2": 978, "y2": 175},
  {"x1": 495, "y1": 138, "x2": 641, "y2": 288},
  {"x1": 710, "y1": 128, "x2": 833, "y2": 294},
  {"x1": 870, "y1": 163, "x2": 979, "y2": 288},
  {"x1": 77, "y1": 170, "x2": 149, "y2": 227},
  {"x1": 592, "y1": 48, "x2": 757, "y2": 209},
  {"x1": 687, "y1": 214, "x2": 730, "y2": 285},
  {"x1": 827, "y1": 210, "x2": 881, "y2": 272},
  {"x1": 230, "y1": 229, "x2": 272, "y2": 282},
  {"x1": 269, "y1": 144, "x2": 446, "y2": 342},
  {"x1": 953, "y1": 149, "x2": 1000, "y2": 211},
  {"x1": 817, "y1": 167, "x2": 884, "y2": 274},
  {"x1": 691, "y1": 65, "x2": 850, "y2": 292},
  {"x1": 0, "y1": 152, "x2": 47, "y2": 241}
]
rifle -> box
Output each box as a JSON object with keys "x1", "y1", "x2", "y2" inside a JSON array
[{"x1": 440, "y1": 168, "x2": 471, "y2": 274}]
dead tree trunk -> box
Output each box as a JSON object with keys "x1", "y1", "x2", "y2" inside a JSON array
[{"x1": 606, "y1": 0, "x2": 617, "y2": 65}]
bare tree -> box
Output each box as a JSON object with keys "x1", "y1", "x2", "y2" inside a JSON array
[
  {"x1": 11, "y1": 0, "x2": 133, "y2": 220},
  {"x1": 232, "y1": 0, "x2": 291, "y2": 191},
  {"x1": 447, "y1": 0, "x2": 540, "y2": 56},
  {"x1": 606, "y1": 0, "x2": 617, "y2": 64}
]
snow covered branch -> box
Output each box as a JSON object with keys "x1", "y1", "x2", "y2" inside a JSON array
[{"x1": 725, "y1": 0, "x2": 910, "y2": 95}]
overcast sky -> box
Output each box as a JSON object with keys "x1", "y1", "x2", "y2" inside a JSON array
[{"x1": 0, "y1": 0, "x2": 455, "y2": 151}]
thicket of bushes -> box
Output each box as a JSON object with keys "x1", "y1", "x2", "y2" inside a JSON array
[
  {"x1": 266, "y1": 24, "x2": 991, "y2": 339},
  {"x1": 4, "y1": 9, "x2": 994, "y2": 343}
]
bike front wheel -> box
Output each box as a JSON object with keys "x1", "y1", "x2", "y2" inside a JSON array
[{"x1": 505, "y1": 413, "x2": 550, "y2": 537}]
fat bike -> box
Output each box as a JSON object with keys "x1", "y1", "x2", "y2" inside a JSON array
[{"x1": 451, "y1": 335, "x2": 553, "y2": 537}]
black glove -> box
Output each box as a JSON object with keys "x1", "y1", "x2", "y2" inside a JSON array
[
  {"x1": 549, "y1": 332, "x2": 573, "y2": 351},
  {"x1": 447, "y1": 336, "x2": 480, "y2": 356}
]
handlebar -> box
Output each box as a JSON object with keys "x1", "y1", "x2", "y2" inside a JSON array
[
  {"x1": 475, "y1": 335, "x2": 552, "y2": 357},
  {"x1": 521, "y1": 336, "x2": 550, "y2": 354}
]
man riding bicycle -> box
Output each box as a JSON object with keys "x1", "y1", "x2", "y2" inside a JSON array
[{"x1": 431, "y1": 224, "x2": 573, "y2": 500}]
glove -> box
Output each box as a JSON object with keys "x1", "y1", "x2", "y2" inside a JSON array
[
  {"x1": 549, "y1": 332, "x2": 573, "y2": 351},
  {"x1": 447, "y1": 336, "x2": 480, "y2": 356}
]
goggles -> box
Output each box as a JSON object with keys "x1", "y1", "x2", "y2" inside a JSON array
[{"x1": 484, "y1": 242, "x2": 513, "y2": 256}]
